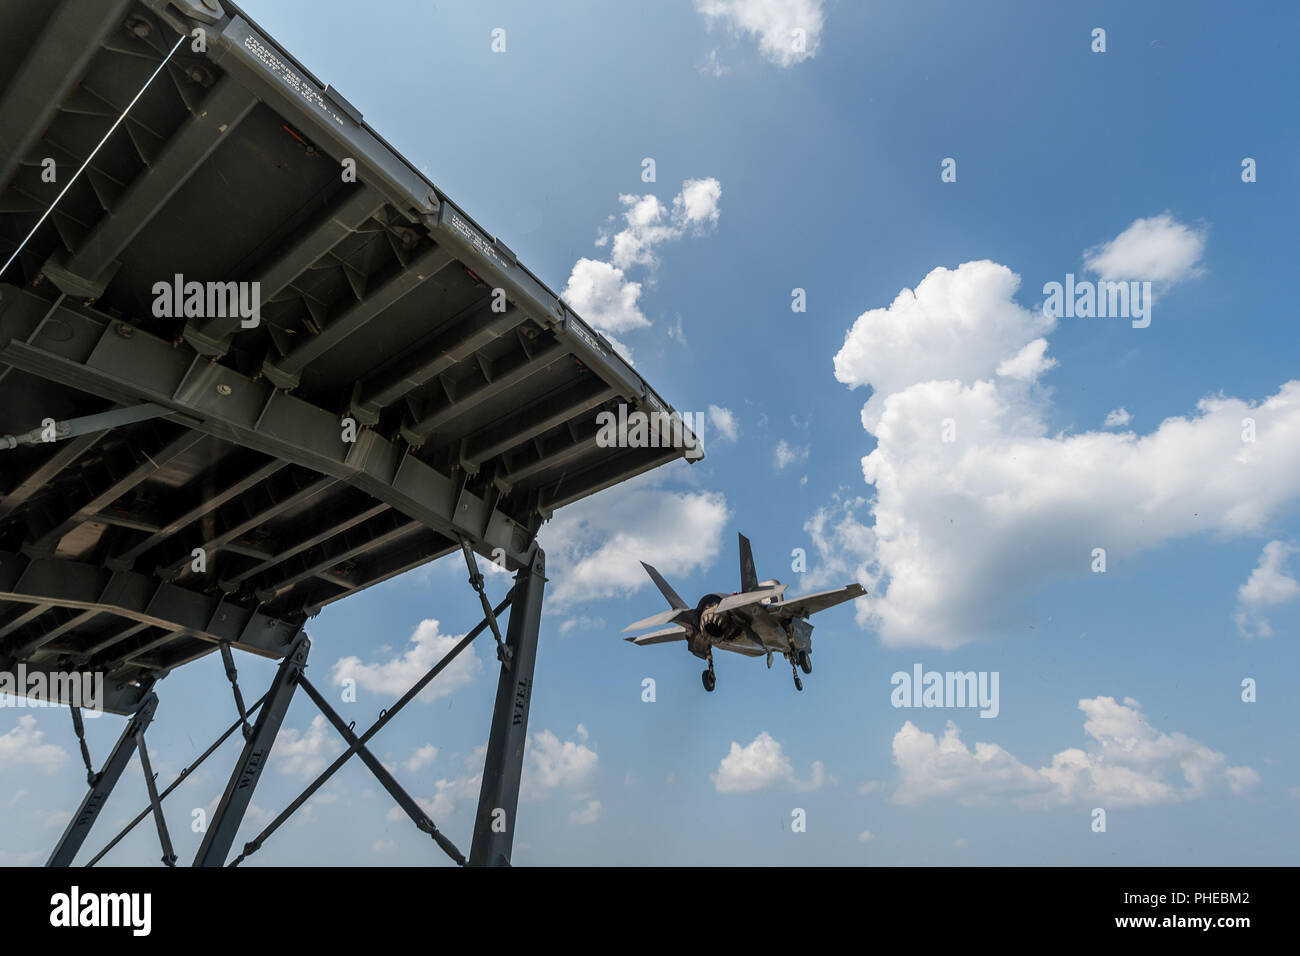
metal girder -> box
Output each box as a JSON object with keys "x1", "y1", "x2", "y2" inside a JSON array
[
  {"x1": 218, "y1": 499, "x2": 387, "y2": 592},
  {"x1": 353, "y1": 302, "x2": 527, "y2": 425},
  {"x1": 298, "y1": 529, "x2": 457, "y2": 616},
  {"x1": 185, "y1": 186, "x2": 387, "y2": 352},
  {"x1": 0, "y1": 286, "x2": 538, "y2": 570},
  {"x1": 151, "y1": 471, "x2": 337, "y2": 577},
  {"x1": 262, "y1": 244, "x2": 456, "y2": 387},
  {"x1": 0, "y1": 431, "x2": 102, "y2": 521},
  {"x1": 539, "y1": 446, "x2": 682, "y2": 514},
  {"x1": 193, "y1": 635, "x2": 309, "y2": 867},
  {"x1": 402, "y1": 338, "x2": 567, "y2": 445},
  {"x1": 0, "y1": 602, "x2": 50, "y2": 640},
  {"x1": 0, "y1": 550, "x2": 301, "y2": 659},
  {"x1": 40, "y1": 75, "x2": 260, "y2": 299},
  {"x1": 70, "y1": 619, "x2": 150, "y2": 661},
  {"x1": 251, "y1": 512, "x2": 419, "y2": 603},
  {"x1": 25, "y1": 428, "x2": 206, "y2": 555},
  {"x1": 107, "y1": 455, "x2": 286, "y2": 569},
  {"x1": 470, "y1": 548, "x2": 546, "y2": 866},
  {"x1": 462, "y1": 379, "x2": 619, "y2": 469},
  {"x1": 0, "y1": 0, "x2": 136, "y2": 196},
  {"x1": 502, "y1": 422, "x2": 601, "y2": 486},
  {"x1": 47, "y1": 688, "x2": 157, "y2": 866},
  {"x1": 5, "y1": 607, "x2": 97, "y2": 659}
]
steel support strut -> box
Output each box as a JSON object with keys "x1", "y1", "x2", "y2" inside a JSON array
[
  {"x1": 470, "y1": 548, "x2": 546, "y2": 866},
  {"x1": 193, "y1": 635, "x2": 310, "y2": 867},
  {"x1": 296, "y1": 675, "x2": 466, "y2": 865},
  {"x1": 47, "y1": 687, "x2": 158, "y2": 867}
]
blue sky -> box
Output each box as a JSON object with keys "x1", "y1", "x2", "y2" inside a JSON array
[{"x1": 3, "y1": 0, "x2": 1299, "y2": 866}]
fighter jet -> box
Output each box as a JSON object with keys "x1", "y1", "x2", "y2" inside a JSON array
[{"x1": 622, "y1": 533, "x2": 866, "y2": 692}]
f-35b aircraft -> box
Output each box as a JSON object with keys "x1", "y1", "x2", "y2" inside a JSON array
[{"x1": 622, "y1": 534, "x2": 866, "y2": 692}]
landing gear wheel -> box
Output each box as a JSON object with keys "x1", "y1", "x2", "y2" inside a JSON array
[
  {"x1": 702, "y1": 669, "x2": 716, "y2": 692},
  {"x1": 794, "y1": 677, "x2": 803, "y2": 691},
  {"x1": 797, "y1": 650, "x2": 812, "y2": 674},
  {"x1": 789, "y1": 654, "x2": 803, "y2": 691}
]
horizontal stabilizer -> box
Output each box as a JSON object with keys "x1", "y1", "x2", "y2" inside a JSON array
[
  {"x1": 713, "y1": 586, "x2": 785, "y2": 614},
  {"x1": 622, "y1": 607, "x2": 693, "y2": 632},
  {"x1": 624, "y1": 625, "x2": 688, "y2": 645},
  {"x1": 773, "y1": 583, "x2": 867, "y2": 619}
]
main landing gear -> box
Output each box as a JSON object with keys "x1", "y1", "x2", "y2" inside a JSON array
[
  {"x1": 702, "y1": 649, "x2": 716, "y2": 692},
  {"x1": 789, "y1": 653, "x2": 803, "y2": 692}
]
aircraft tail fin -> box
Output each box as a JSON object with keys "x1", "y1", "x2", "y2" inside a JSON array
[{"x1": 738, "y1": 533, "x2": 758, "y2": 592}]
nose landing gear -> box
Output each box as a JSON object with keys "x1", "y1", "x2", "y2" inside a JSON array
[{"x1": 702, "y1": 648, "x2": 716, "y2": 692}]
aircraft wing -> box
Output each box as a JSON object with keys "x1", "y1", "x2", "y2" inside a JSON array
[
  {"x1": 623, "y1": 625, "x2": 689, "y2": 646},
  {"x1": 712, "y1": 586, "x2": 785, "y2": 614},
  {"x1": 771, "y1": 583, "x2": 866, "y2": 619}
]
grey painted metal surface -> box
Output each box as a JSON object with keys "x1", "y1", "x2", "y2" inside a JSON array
[
  {"x1": 0, "y1": 0, "x2": 699, "y2": 718},
  {"x1": 470, "y1": 551, "x2": 546, "y2": 866},
  {"x1": 193, "y1": 635, "x2": 309, "y2": 866}
]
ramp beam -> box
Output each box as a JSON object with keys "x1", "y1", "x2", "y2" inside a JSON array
[
  {"x1": 193, "y1": 634, "x2": 309, "y2": 867},
  {"x1": 470, "y1": 549, "x2": 546, "y2": 866}
]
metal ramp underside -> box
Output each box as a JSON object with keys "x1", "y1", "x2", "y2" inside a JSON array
[{"x1": 0, "y1": 0, "x2": 700, "y2": 866}]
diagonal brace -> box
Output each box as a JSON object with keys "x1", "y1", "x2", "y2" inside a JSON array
[
  {"x1": 47, "y1": 687, "x2": 157, "y2": 867},
  {"x1": 134, "y1": 727, "x2": 176, "y2": 866},
  {"x1": 297, "y1": 674, "x2": 465, "y2": 865},
  {"x1": 460, "y1": 536, "x2": 509, "y2": 665},
  {"x1": 86, "y1": 691, "x2": 268, "y2": 866},
  {"x1": 229, "y1": 592, "x2": 512, "y2": 866}
]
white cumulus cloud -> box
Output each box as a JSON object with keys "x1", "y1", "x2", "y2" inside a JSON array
[
  {"x1": 892, "y1": 696, "x2": 1258, "y2": 808},
  {"x1": 1104, "y1": 407, "x2": 1132, "y2": 427},
  {"x1": 331, "y1": 618, "x2": 482, "y2": 702},
  {"x1": 774, "y1": 439, "x2": 809, "y2": 469},
  {"x1": 539, "y1": 469, "x2": 730, "y2": 608},
  {"x1": 1235, "y1": 540, "x2": 1300, "y2": 637},
  {"x1": 708, "y1": 404, "x2": 740, "y2": 441},
  {"x1": 696, "y1": 0, "x2": 825, "y2": 67},
  {"x1": 0, "y1": 716, "x2": 66, "y2": 773},
  {"x1": 561, "y1": 179, "x2": 722, "y2": 361},
  {"x1": 713, "y1": 731, "x2": 825, "y2": 793},
  {"x1": 826, "y1": 245, "x2": 1300, "y2": 647},
  {"x1": 1083, "y1": 212, "x2": 1207, "y2": 284},
  {"x1": 273, "y1": 715, "x2": 331, "y2": 779}
]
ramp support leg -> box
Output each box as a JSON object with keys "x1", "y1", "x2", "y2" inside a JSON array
[
  {"x1": 470, "y1": 549, "x2": 546, "y2": 866},
  {"x1": 193, "y1": 634, "x2": 310, "y2": 867},
  {"x1": 46, "y1": 689, "x2": 158, "y2": 867}
]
